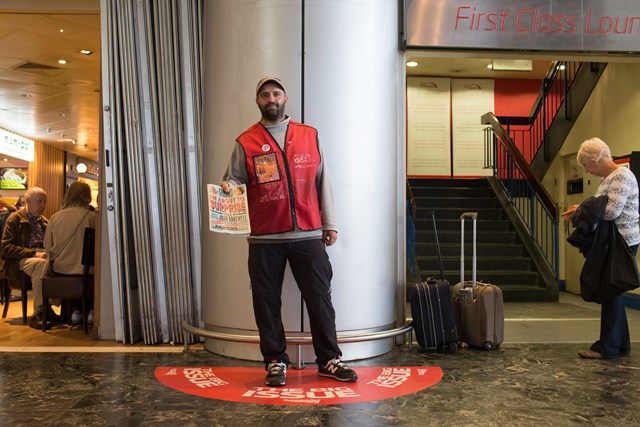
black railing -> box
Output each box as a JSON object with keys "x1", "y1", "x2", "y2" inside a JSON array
[
  {"x1": 483, "y1": 113, "x2": 559, "y2": 278},
  {"x1": 406, "y1": 180, "x2": 419, "y2": 283}
]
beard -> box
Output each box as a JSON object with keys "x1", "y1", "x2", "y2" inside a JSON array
[{"x1": 260, "y1": 102, "x2": 284, "y2": 122}]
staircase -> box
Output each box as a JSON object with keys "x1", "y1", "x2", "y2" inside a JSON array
[{"x1": 408, "y1": 178, "x2": 558, "y2": 302}]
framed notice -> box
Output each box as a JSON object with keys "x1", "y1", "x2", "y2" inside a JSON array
[
  {"x1": 451, "y1": 79, "x2": 494, "y2": 177},
  {"x1": 407, "y1": 77, "x2": 451, "y2": 177}
]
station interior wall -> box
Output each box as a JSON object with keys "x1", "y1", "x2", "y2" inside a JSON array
[{"x1": 542, "y1": 62, "x2": 640, "y2": 295}]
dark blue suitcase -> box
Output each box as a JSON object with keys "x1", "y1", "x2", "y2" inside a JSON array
[
  {"x1": 410, "y1": 211, "x2": 458, "y2": 352},
  {"x1": 411, "y1": 279, "x2": 458, "y2": 352}
]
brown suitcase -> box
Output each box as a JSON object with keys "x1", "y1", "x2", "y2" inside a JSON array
[{"x1": 452, "y1": 212, "x2": 504, "y2": 350}]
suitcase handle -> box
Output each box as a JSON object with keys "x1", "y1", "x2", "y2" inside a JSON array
[
  {"x1": 460, "y1": 212, "x2": 477, "y2": 289},
  {"x1": 426, "y1": 210, "x2": 445, "y2": 280}
]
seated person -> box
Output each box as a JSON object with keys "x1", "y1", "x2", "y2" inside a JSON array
[
  {"x1": 44, "y1": 181, "x2": 96, "y2": 325},
  {"x1": 0, "y1": 187, "x2": 57, "y2": 327}
]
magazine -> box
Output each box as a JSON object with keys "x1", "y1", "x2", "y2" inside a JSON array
[{"x1": 207, "y1": 183, "x2": 251, "y2": 235}]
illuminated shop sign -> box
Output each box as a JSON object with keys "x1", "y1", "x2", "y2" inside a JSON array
[
  {"x1": 0, "y1": 128, "x2": 35, "y2": 162},
  {"x1": 406, "y1": 0, "x2": 640, "y2": 52}
]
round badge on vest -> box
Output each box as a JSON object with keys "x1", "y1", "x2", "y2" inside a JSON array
[{"x1": 262, "y1": 144, "x2": 270, "y2": 152}]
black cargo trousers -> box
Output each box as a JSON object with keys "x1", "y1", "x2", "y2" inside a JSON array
[{"x1": 248, "y1": 238, "x2": 342, "y2": 368}]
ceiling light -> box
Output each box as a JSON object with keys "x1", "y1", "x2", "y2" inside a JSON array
[
  {"x1": 79, "y1": 49, "x2": 93, "y2": 55},
  {"x1": 59, "y1": 28, "x2": 64, "y2": 33},
  {"x1": 58, "y1": 59, "x2": 68, "y2": 65},
  {"x1": 406, "y1": 61, "x2": 418, "y2": 67},
  {"x1": 491, "y1": 59, "x2": 532, "y2": 71},
  {"x1": 486, "y1": 64, "x2": 493, "y2": 69},
  {"x1": 76, "y1": 162, "x2": 88, "y2": 174},
  {"x1": 557, "y1": 64, "x2": 566, "y2": 70}
]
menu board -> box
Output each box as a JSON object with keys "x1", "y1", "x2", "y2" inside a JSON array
[
  {"x1": 451, "y1": 79, "x2": 494, "y2": 177},
  {"x1": 407, "y1": 77, "x2": 451, "y2": 177}
]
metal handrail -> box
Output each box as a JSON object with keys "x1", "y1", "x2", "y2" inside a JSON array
[
  {"x1": 482, "y1": 115, "x2": 559, "y2": 278},
  {"x1": 180, "y1": 320, "x2": 414, "y2": 352},
  {"x1": 482, "y1": 113, "x2": 558, "y2": 221}
]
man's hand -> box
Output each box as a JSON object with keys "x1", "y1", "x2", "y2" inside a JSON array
[{"x1": 323, "y1": 230, "x2": 337, "y2": 246}]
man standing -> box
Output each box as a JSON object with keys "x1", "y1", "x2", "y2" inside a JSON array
[
  {"x1": 1, "y1": 187, "x2": 58, "y2": 328},
  {"x1": 221, "y1": 77, "x2": 357, "y2": 387}
]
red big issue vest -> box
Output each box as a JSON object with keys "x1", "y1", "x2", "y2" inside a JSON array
[{"x1": 237, "y1": 121, "x2": 322, "y2": 235}]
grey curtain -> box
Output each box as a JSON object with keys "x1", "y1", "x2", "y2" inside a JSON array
[{"x1": 101, "y1": 0, "x2": 203, "y2": 344}]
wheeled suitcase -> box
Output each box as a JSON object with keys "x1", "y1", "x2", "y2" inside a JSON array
[
  {"x1": 410, "y1": 211, "x2": 458, "y2": 352},
  {"x1": 452, "y1": 212, "x2": 504, "y2": 350}
]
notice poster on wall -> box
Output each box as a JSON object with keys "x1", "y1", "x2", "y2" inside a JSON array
[
  {"x1": 407, "y1": 77, "x2": 451, "y2": 177},
  {"x1": 451, "y1": 79, "x2": 494, "y2": 177}
]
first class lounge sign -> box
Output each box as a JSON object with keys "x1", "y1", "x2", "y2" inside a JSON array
[{"x1": 406, "y1": 0, "x2": 640, "y2": 52}]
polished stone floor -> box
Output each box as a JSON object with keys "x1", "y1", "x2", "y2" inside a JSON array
[{"x1": 1, "y1": 293, "x2": 640, "y2": 426}]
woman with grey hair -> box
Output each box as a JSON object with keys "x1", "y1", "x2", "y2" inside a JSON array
[
  {"x1": 44, "y1": 181, "x2": 96, "y2": 324},
  {"x1": 568, "y1": 137, "x2": 640, "y2": 359}
]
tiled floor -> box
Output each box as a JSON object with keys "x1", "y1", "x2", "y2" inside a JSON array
[{"x1": 1, "y1": 292, "x2": 639, "y2": 426}]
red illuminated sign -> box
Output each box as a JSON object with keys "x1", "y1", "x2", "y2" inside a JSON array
[
  {"x1": 407, "y1": 0, "x2": 640, "y2": 52},
  {"x1": 155, "y1": 365, "x2": 443, "y2": 406}
]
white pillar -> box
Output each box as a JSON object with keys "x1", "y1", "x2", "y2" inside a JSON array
[{"x1": 201, "y1": 0, "x2": 404, "y2": 363}]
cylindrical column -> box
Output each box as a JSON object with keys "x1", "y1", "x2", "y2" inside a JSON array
[{"x1": 202, "y1": 0, "x2": 403, "y2": 363}]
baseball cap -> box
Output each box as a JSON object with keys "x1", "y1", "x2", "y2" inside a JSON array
[{"x1": 256, "y1": 76, "x2": 286, "y2": 95}]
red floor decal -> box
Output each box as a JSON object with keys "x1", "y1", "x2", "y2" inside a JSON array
[{"x1": 155, "y1": 366, "x2": 443, "y2": 405}]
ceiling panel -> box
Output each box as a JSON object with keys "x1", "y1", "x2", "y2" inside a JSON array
[
  {"x1": 406, "y1": 54, "x2": 552, "y2": 80},
  {"x1": 0, "y1": 10, "x2": 100, "y2": 162}
]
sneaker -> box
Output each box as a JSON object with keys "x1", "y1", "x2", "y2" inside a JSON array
[
  {"x1": 71, "y1": 310, "x2": 82, "y2": 325},
  {"x1": 265, "y1": 362, "x2": 287, "y2": 387},
  {"x1": 87, "y1": 310, "x2": 94, "y2": 325},
  {"x1": 318, "y1": 358, "x2": 358, "y2": 382}
]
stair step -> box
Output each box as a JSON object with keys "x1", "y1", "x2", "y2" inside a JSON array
[
  {"x1": 417, "y1": 256, "x2": 532, "y2": 271},
  {"x1": 411, "y1": 187, "x2": 494, "y2": 198},
  {"x1": 407, "y1": 177, "x2": 558, "y2": 303},
  {"x1": 415, "y1": 230, "x2": 517, "y2": 244},
  {"x1": 414, "y1": 196, "x2": 500, "y2": 209},
  {"x1": 416, "y1": 207, "x2": 505, "y2": 220},
  {"x1": 415, "y1": 243, "x2": 524, "y2": 257},
  {"x1": 413, "y1": 218, "x2": 511, "y2": 232},
  {"x1": 409, "y1": 178, "x2": 487, "y2": 188}
]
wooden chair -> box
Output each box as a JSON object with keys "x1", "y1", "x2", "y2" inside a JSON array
[
  {"x1": 1, "y1": 271, "x2": 32, "y2": 324},
  {"x1": 41, "y1": 228, "x2": 95, "y2": 334}
]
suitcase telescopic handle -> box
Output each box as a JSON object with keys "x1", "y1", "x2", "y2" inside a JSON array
[
  {"x1": 460, "y1": 212, "x2": 477, "y2": 289},
  {"x1": 426, "y1": 210, "x2": 445, "y2": 280}
]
